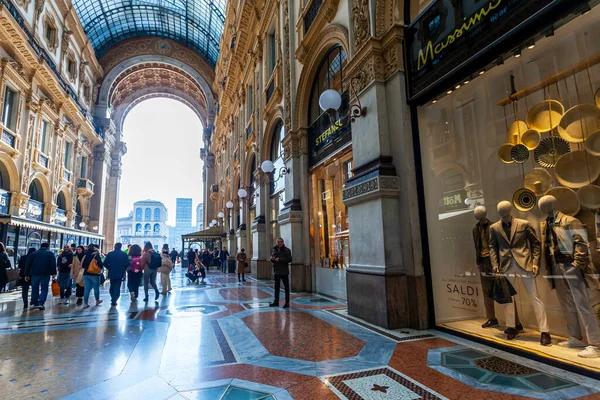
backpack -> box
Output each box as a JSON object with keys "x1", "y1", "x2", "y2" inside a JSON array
[
  {"x1": 149, "y1": 252, "x2": 161, "y2": 269},
  {"x1": 131, "y1": 256, "x2": 142, "y2": 273}
]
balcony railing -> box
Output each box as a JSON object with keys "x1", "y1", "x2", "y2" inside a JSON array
[
  {"x1": 1, "y1": 129, "x2": 15, "y2": 148},
  {"x1": 77, "y1": 178, "x2": 94, "y2": 192},
  {"x1": 246, "y1": 123, "x2": 252, "y2": 139},
  {"x1": 265, "y1": 78, "x2": 275, "y2": 104},
  {"x1": 304, "y1": 0, "x2": 323, "y2": 34},
  {"x1": 63, "y1": 170, "x2": 71, "y2": 181},
  {"x1": 38, "y1": 154, "x2": 49, "y2": 169}
]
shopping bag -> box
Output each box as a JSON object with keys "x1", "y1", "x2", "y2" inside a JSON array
[
  {"x1": 489, "y1": 275, "x2": 517, "y2": 304},
  {"x1": 51, "y1": 279, "x2": 60, "y2": 297},
  {"x1": 6, "y1": 268, "x2": 19, "y2": 282},
  {"x1": 76, "y1": 269, "x2": 85, "y2": 286}
]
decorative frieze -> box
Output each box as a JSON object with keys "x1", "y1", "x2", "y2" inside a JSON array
[{"x1": 342, "y1": 175, "x2": 400, "y2": 205}]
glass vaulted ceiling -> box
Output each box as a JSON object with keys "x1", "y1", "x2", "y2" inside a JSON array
[{"x1": 72, "y1": 0, "x2": 227, "y2": 66}]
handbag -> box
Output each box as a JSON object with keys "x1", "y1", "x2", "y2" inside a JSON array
[
  {"x1": 76, "y1": 269, "x2": 85, "y2": 286},
  {"x1": 51, "y1": 279, "x2": 60, "y2": 297},
  {"x1": 489, "y1": 275, "x2": 517, "y2": 304},
  {"x1": 244, "y1": 261, "x2": 250, "y2": 273},
  {"x1": 6, "y1": 268, "x2": 19, "y2": 282}
]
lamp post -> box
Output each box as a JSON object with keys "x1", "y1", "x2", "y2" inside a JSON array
[{"x1": 318, "y1": 76, "x2": 366, "y2": 129}]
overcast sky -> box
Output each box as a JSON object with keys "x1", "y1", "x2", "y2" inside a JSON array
[{"x1": 118, "y1": 98, "x2": 204, "y2": 226}]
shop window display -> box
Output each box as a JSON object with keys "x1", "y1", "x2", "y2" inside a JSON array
[{"x1": 418, "y1": 8, "x2": 600, "y2": 370}]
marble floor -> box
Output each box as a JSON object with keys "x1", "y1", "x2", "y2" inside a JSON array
[{"x1": 1, "y1": 268, "x2": 599, "y2": 400}]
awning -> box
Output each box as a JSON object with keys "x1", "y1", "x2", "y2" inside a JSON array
[
  {"x1": 181, "y1": 226, "x2": 226, "y2": 242},
  {"x1": 0, "y1": 214, "x2": 105, "y2": 240}
]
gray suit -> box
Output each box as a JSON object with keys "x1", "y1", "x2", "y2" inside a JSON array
[{"x1": 489, "y1": 217, "x2": 541, "y2": 273}]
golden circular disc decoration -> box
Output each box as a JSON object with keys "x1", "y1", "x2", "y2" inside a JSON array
[
  {"x1": 578, "y1": 184, "x2": 600, "y2": 209},
  {"x1": 507, "y1": 120, "x2": 528, "y2": 143},
  {"x1": 524, "y1": 168, "x2": 552, "y2": 196},
  {"x1": 498, "y1": 143, "x2": 515, "y2": 164},
  {"x1": 521, "y1": 129, "x2": 541, "y2": 150},
  {"x1": 534, "y1": 136, "x2": 570, "y2": 168},
  {"x1": 585, "y1": 129, "x2": 600, "y2": 156},
  {"x1": 554, "y1": 150, "x2": 600, "y2": 189},
  {"x1": 527, "y1": 100, "x2": 565, "y2": 132},
  {"x1": 546, "y1": 186, "x2": 580, "y2": 216},
  {"x1": 510, "y1": 144, "x2": 529, "y2": 163},
  {"x1": 558, "y1": 104, "x2": 600, "y2": 143},
  {"x1": 513, "y1": 188, "x2": 537, "y2": 212}
]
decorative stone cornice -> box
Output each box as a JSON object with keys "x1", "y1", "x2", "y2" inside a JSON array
[
  {"x1": 296, "y1": 0, "x2": 341, "y2": 64},
  {"x1": 342, "y1": 175, "x2": 400, "y2": 206}
]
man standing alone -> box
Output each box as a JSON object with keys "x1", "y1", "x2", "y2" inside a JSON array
[
  {"x1": 25, "y1": 243, "x2": 57, "y2": 310},
  {"x1": 170, "y1": 248, "x2": 178, "y2": 267},
  {"x1": 104, "y1": 243, "x2": 130, "y2": 307},
  {"x1": 269, "y1": 238, "x2": 292, "y2": 308}
]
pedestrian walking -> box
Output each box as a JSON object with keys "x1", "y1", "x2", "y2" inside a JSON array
[
  {"x1": 140, "y1": 242, "x2": 161, "y2": 302},
  {"x1": 18, "y1": 247, "x2": 36, "y2": 309},
  {"x1": 0, "y1": 242, "x2": 9, "y2": 293},
  {"x1": 82, "y1": 244, "x2": 104, "y2": 309},
  {"x1": 187, "y1": 248, "x2": 196, "y2": 271},
  {"x1": 71, "y1": 246, "x2": 85, "y2": 305},
  {"x1": 269, "y1": 238, "x2": 292, "y2": 308},
  {"x1": 57, "y1": 245, "x2": 73, "y2": 304},
  {"x1": 127, "y1": 244, "x2": 143, "y2": 301},
  {"x1": 24, "y1": 243, "x2": 57, "y2": 311},
  {"x1": 236, "y1": 248, "x2": 248, "y2": 283},
  {"x1": 169, "y1": 248, "x2": 178, "y2": 268},
  {"x1": 104, "y1": 243, "x2": 130, "y2": 307},
  {"x1": 218, "y1": 247, "x2": 230, "y2": 272},
  {"x1": 159, "y1": 248, "x2": 173, "y2": 294}
]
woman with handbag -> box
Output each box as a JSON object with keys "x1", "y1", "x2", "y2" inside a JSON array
[
  {"x1": 127, "y1": 244, "x2": 143, "y2": 301},
  {"x1": 159, "y1": 248, "x2": 173, "y2": 295},
  {"x1": 236, "y1": 248, "x2": 248, "y2": 283},
  {"x1": 17, "y1": 247, "x2": 36, "y2": 309},
  {"x1": 82, "y1": 244, "x2": 104, "y2": 309},
  {"x1": 71, "y1": 246, "x2": 85, "y2": 305}
]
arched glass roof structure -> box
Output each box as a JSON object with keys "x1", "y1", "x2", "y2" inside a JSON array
[{"x1": 72, "y1": 0, "x2": 227, "y2": 66}]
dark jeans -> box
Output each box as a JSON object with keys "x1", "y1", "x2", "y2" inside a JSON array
[
  {"x1": 31, "y1": 275, "x2": 50, "y2": 306},
  {"x1": 273, "y1": 274, "x2": 290, "y2": 305},
  {"x1": 127, "y1": 271, "x2": 143, "y2": 298},
  {"x1": 21, "y1": 281, "x2": 30, "y2": 307},
  {"x1": 143, "y1": 269, "x2": 159, "y2": 298},
  {"x1": 75, "y1": 284, "x2": 84, "y2": 298},
  {"x1": 57, "y1": 273, "x2": 71, "y2": 299},
  {"x1": 109, "y1": 279, "x2": 122, "y2": 305}
]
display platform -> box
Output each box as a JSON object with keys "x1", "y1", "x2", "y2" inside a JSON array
[{"x1": 441, "y1": 318, "x2": 600, "y2": 373}]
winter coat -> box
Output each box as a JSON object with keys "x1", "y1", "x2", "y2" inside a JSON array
[
  {"x1": 158, "y1": 253, "x2": 173, "y2": 274},
  {"x1": 0, "y1": 252, "x2": 8, "y2": 282},
  {"x1": 82, "y1": 250, "x2": 103, "y2": 276},
  {"x1": 104, "y1": 249, "x2": 130, "y2": 280},
  {"x1": 71, "y1": 254, "x2": 83, "y2": 280},
  {"x1": 140, "y1": 249, "x2": 158, "y2": 271},
  {"x1": 271, "y1": 245, "x2": 292, "y2": 276},
  {"x1": 57, "y1": 250, "x2": 74, "y2": 275},
  {"x1": 25, "y1": 248, "x2": 57, "y2": 277},
  {"x1": 236, "y1": 252, "x2": 248, "y2": 274}
]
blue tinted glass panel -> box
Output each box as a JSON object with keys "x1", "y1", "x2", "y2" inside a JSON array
[{"x1": 72, "y1": 0, "x2": 226, "y2": 66}]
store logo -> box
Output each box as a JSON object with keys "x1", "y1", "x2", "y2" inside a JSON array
[{"x1": 417, "y1": 0, "x2": 503, "y2": 70}]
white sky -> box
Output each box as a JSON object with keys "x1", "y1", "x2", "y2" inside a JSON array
[{"x1": 118, "y1": 98, "x2": 204, "y2": 226}]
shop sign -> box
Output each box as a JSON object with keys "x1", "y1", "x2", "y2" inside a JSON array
[
  {"x1": 406, "y1": 0, "x2": 582, "y2": 101},
  {"x1": 439, "y1": 189, "x2": 468, "y2": 213},
  {"x1": 27, "y1": 200, "x2": 44, "y2": 221},
  {"x1": 308, "y1": 91, "x2": 351, "y2": 168},
  {"x1": 0, "y1": 191, "x2": 10, "y2": 214}
]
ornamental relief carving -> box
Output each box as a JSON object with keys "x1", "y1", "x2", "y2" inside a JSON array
[
  {"x1": 282, "y1": 0, "x2": 292, "y2": 134},
  {"x1": 15, "y1": 0, "x2": 32, "y2": 11},
  {"x1": 21, "y1": 114, "x2": 36, "y2": 193},
  {"x1": 342, "y1": 178, "x2": 378, "y2": 201},
  {"x1": 352, "y1": 0, "x2": 370, "y2": 51}
]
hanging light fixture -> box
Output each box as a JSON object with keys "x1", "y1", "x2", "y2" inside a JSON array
[
  {"x1": 318, "y1": 76, "x2": 366, "y2": 129},
  {"x1": 226, "y1": 201, "x2": 234, "y2": 209}
]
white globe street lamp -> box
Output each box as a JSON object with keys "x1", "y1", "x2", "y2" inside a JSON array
[
  {"x1": 226, "y1": 201, "x2": 234, "y2": 209},
  {"x1": 319, "y1": 89, "x2": 342, "y2": 113},
  {"x1": 79, "y1": 222, "x2": 86, "y2": 228},
  {"x1": 260, "y1": 160, "x2": 275, "y2": 174},
  {"x1": 238, "y1": 188, "x2": 248, "y2": 198},
  {"x1": 217, "y1": 212, "x2": 224, "y2": 218}
]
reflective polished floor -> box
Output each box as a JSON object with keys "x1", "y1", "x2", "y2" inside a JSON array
[{"x1": 1, "y1": 268, "x2": 600, "y2": 400}]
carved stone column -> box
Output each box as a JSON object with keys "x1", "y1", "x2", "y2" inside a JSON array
[
  {"x1": 279, "y1": 129, "x2": 311, "y2": 292},
  {"x1": 88, "y1": 143, "x2": 111, "y2": 239},
  {"x1": 202, "y1": 151, "x2": 216, "y2": 229},
  {"x1": 342, "y1": 28, "x2": 428, "y2": 330},
  {"x1": 100, "y1": 140, "x2": 126, "y2": 251},
  {"x1": 251, "y1": 169, "x2": 270, "y2": 280}
]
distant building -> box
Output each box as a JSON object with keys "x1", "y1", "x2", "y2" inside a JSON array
[
  {"x1": 167, "y1": 198, "x2": 194, "y2": 250},
  {"x1": 196, "y1": 203, "x2": 204, "y2": 230},
  {"x1": 117, "y1": 200, "x2": 168, "y2": 250}
]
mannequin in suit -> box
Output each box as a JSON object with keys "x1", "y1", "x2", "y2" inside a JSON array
[
  {"x1": 473, "y1": 206, "x2": 522, "y2": 331},
  {"x1": 539, "y1": 195, "x2": 600, "y2": 358},
  {"x1": 489, "y1": 201, "x2": 551, "y2": 345}
]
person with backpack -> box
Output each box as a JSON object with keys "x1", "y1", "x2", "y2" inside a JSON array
[
  {"x1": 140, "y1": 242, "x2": 161, "y2": 302},
  {"x1": 82, "y1": 244, "x2": 104, "y2": 309},
  {"x1": 127, "y1": 244, "x2": 143, "y2": 301},
  {"x1": 71, "y1": 246, "x2": 85, "y2": 305},
  {"x1": 18, "y1": 247, "x2": 36, "y2": 309},
  {"x1": 104, "y1": 243, "x2": 130, "y2": 307}
]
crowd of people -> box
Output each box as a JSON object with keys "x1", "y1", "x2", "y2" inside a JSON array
[{"x1": 0, "y1": 237, "x2": 294, "y2": 310}]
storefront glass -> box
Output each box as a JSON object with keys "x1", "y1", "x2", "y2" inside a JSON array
[{"x1": 417, "y1": 7, "x2": 600, "y2": 370}]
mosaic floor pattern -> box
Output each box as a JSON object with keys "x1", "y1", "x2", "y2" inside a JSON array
[{"x1": 0, "y1": 268, "x2": 599, "y2": 400}]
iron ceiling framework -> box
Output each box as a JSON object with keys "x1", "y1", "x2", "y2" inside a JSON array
[{"x1": 72, "y1": 0, "x2": 227, "y2": 66}]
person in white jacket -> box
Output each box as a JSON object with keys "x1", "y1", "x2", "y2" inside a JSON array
[{"x1": 159, "y1": 249, "x2": 173, "y2": 294}]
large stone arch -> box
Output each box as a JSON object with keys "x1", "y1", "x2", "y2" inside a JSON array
[
  {"x1": 28, "y1": 173, "x2": 51, "y2": 204},
  {"x1": 55, "y1": 186, "x2": 72, "y2": 211},
  {"x1": 262, "y1": 106, "x2": 284, "y2": 161},
  {"x1": 244, "y1": 152, "x2": 257, "y2": 188},
  {"x1": 0, "y1": 153, "x2": 20, "y2": 193},
  {"x1": 293, "y1": 24, "x2": 350, "y2": 131}
]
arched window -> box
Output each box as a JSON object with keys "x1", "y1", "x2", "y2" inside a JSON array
[
  {"x1": 308, "y1": 46, "x2": 347, "y2": 124},
  {"x1": 248, "y1": 155, "x2": 257, "y2": 208},
  {"x1": 135, "y1": 208, "x2": 142, "y2": 221},
  {"x1": 144, "y1": 223, "x2": 151, "y2": 235},
  {"x1": 28, "y1": 180, "x2": 43, "y2": 202},
  {"x1": 269, "y1": 120, "x2": 285, "y2": 196},
  {"x1": 154, "y1": 208, "x2": 161, "y2": 221},
  {"x1": 0, "y1": 161, "x2": 9, "y2": 191},
  {"x1": 153, "y1": 224, "x2": 160, "y2": 234},
  {"x1": 56, "y1": 191, "x2": 67, "y2": 210},
  {"x1": 145, "y1": 208, "x2": 151, "y2": 220},
  {"x1": 135, "y1": 223, "x2": 142, "y2": 233}
]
